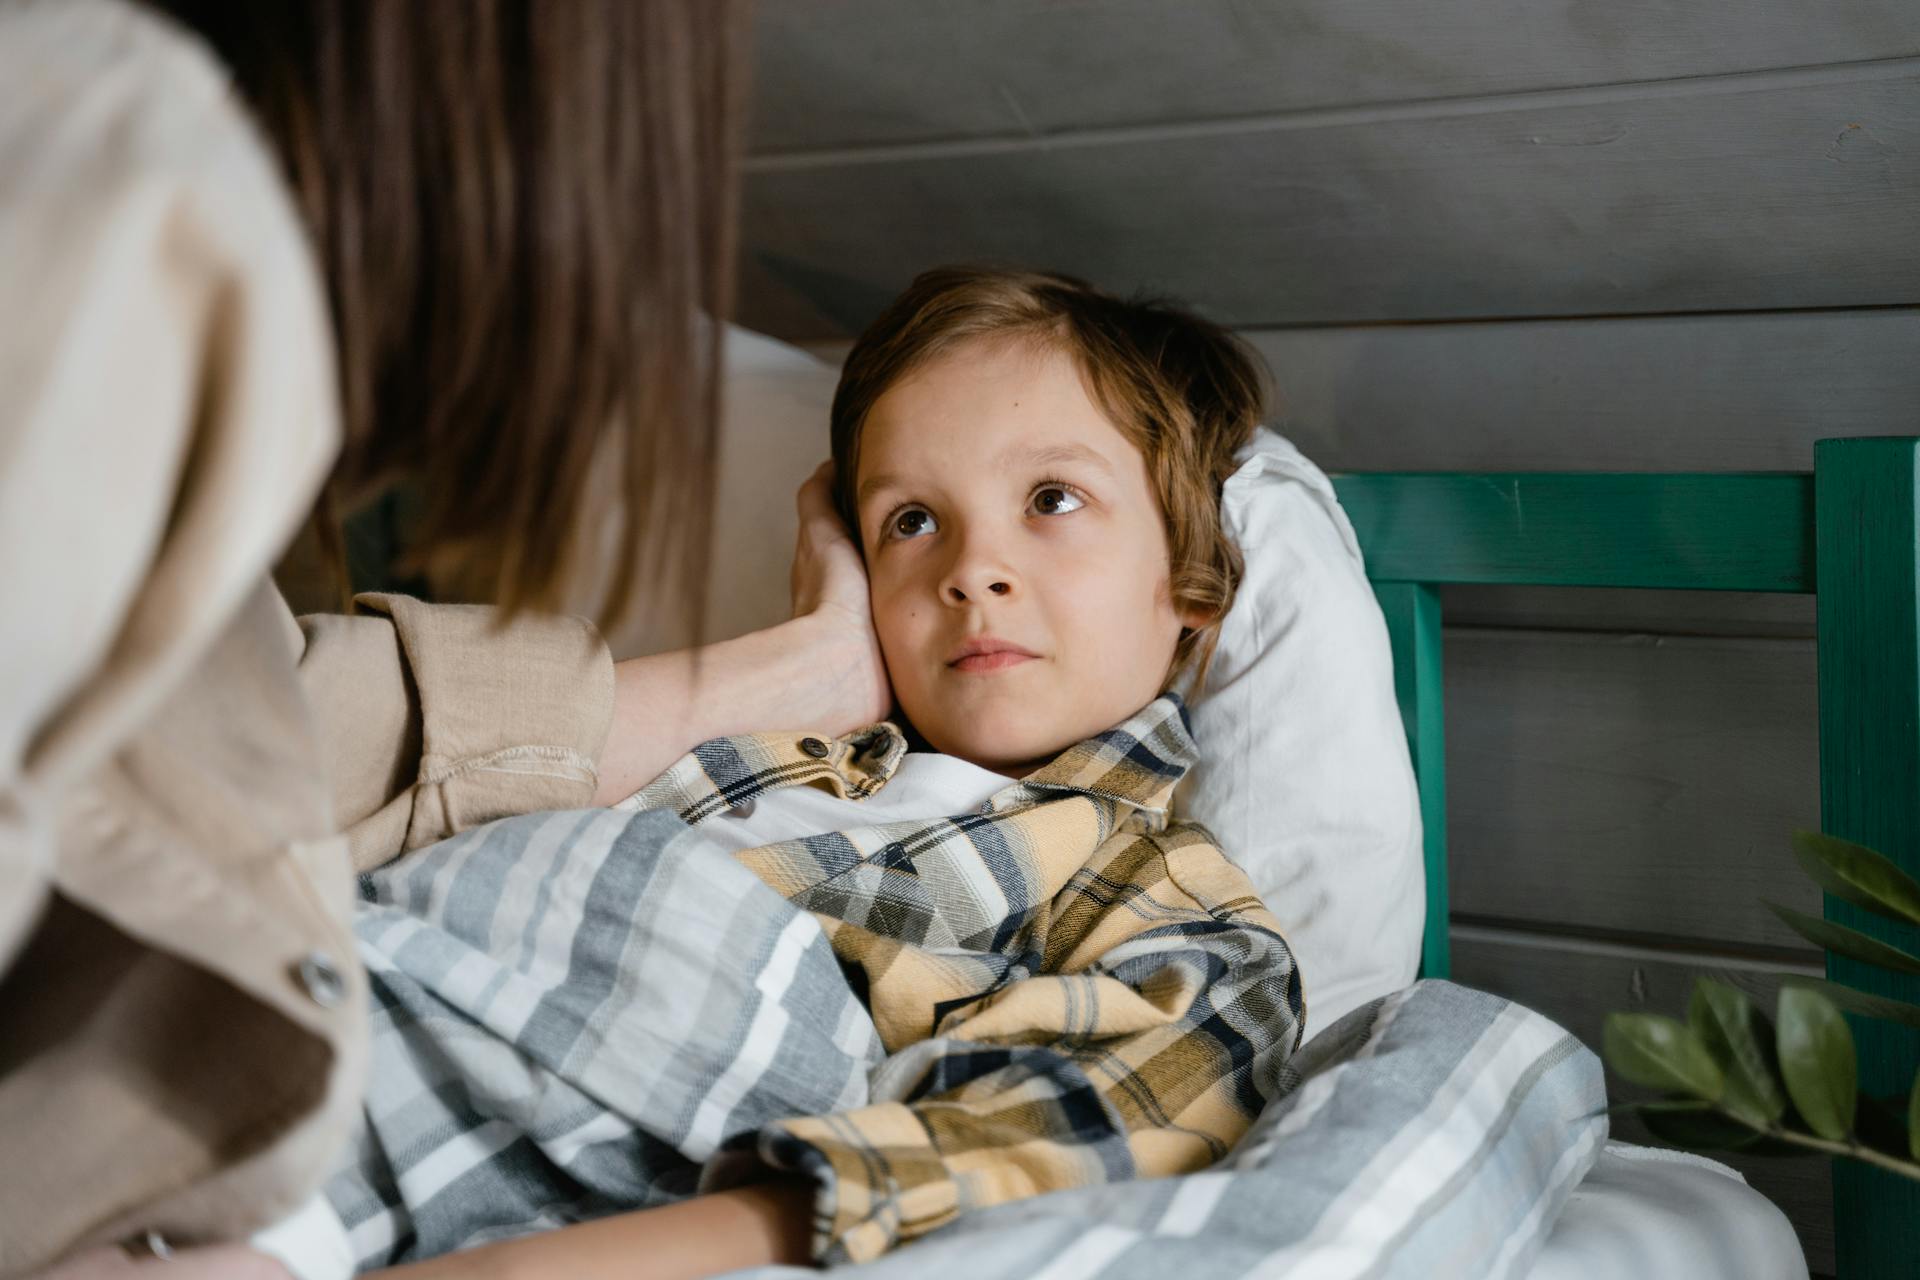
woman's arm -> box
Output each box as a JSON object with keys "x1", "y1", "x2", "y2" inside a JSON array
[
  {"x1": 300, "y1": 463, "x2": 887, "y2": 863},
  {"x1": 592, "y1": 461, "x2": 890, "y2": 804},
  {"x1": 35, "y1": 1181, "x2": 812, "y2": 1280},
  {"x1": 371, "y1": 1180, "x2": 815, "y2": 1280}
]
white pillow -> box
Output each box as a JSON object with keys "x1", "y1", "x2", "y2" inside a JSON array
[
  {"x1": 1182, "y1": 429, "x2": 1424, "y2": 1035},
  {"x1": 586, "y1": 332, "x2": 1425, "y2": 1037}
]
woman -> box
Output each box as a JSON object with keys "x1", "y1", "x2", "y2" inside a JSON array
[{"x1": 0, "y1": 1, "x2": 886, "y2": 1274}]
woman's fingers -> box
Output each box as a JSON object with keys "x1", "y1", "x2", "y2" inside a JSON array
[
  {"x1": 790, "y1": 461, "x2": 867, "y2": 619},
  {"x1": 795, "y1": 459, "x2": 835, "y2": 512},
  {"x1": 795, "y1": 464, "x2": 854, "y2": 552},
  {"x1": 794, "y1": 460, "x2": 843, "y2": 538},
  {"x1": 786, "y1": 461, "x2": 892, "y2": 726}
]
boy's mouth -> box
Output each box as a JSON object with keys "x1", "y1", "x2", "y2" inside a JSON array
[{"x1": 947, "y1": 636, "x2": 1041, "y2": 673}]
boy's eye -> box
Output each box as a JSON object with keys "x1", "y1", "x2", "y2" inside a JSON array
[
  {"x1": 1030, "y1": 484, "x2": 1086, "y2": 517},
  {"x1": 889, "y1": 507, "x2": 938, "y2": 540}
]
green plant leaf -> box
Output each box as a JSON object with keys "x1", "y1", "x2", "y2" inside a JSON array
[
  {"x1": 1781, "y1": 976, "x2": 1920, "y2": 1030},
  {"x1": 1793, "y1": 830, "x2": 1920, "y2": 928},
  {"x1": 1688, "y1": 978, "x2": 1786, "y2": 1126},
  {"x1": 1604, "y1": 1013, "x2": 1724, "y2": 1101},
  {"x1": 1911, "y1": 1068, "x2": 1920, "y2": 1162},
  {"x1": 1776, "y1": 987, "x2": 1858, "y2": 1141},
  {"x1": 1764, "y1": 902, "x2": 1920, "y2": 976}
]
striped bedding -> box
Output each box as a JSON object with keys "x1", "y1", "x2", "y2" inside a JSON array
[{"x1": 325, "y1": 805, "x2": 1604, "y2": 1278}]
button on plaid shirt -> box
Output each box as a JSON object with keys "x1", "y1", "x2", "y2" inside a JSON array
[{"x1": 623, "y1": 694, "x2": 1305, "y2": 1263}]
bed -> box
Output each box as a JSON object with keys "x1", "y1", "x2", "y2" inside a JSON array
[{"x1": 336, "y1": 334, "x2": 1909, "y2": 1275}]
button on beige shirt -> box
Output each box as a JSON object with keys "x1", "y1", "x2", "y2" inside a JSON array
[{"x1": 0, "y1": 2, "x2": 615, "y2": 1270}]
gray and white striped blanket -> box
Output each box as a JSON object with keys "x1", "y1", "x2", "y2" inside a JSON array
[{"x1": 326, "y1": 806, "x2": 1605, "y2": 1278}]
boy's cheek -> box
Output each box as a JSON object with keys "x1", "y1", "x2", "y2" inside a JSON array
[
  {"x1": 868, "y1": 596, "x2": 917, "y2": 652},
  {"x1": 871, "y1": 613, "x2": 934, "y2": 694}
]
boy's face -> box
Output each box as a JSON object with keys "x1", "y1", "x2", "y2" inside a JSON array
[{"x1": 853, "y1": 338, "x2": 1201, "y2": 776}]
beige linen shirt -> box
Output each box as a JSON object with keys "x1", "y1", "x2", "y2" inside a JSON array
[{"x1": 0, "y1": 2, "x2": 614, "y2": 1271}]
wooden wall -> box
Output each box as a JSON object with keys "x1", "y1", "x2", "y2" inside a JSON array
[{"x1": 740, "y1": 5, "x2": 1920, "y2": 1270}]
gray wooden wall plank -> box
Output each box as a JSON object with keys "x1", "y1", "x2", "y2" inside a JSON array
[
  {"x1": 753, "y1": 0, "x2": 1920, "y2": 152},
  {"x1": 740, "y1": 68, "x2": 1920, "y2": 336},
  {"x1": 1451, "y1": 925, "x2": 1834, "y2": 1273},
  {"x1": 1440, "y1": 587, "x2": 1816, "y2": 640},
  {"x1": 1447, "y1": 630, "x2": 1823, "y2": 949},
  {"x1": 1247, "y1": 310, "x2": 1920, "y2": 474}
]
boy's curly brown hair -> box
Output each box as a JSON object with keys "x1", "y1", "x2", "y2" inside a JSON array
[{"x1": 830, "y1": 266, "x2": 1266, "y2": 695}]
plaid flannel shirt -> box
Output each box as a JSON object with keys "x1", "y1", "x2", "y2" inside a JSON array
[{"x1": 622, "y1": 694, "x2": 1305, "y2": 1263}]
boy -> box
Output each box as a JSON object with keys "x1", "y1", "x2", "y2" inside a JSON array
[{"x1": 327, "y1": 268, "x2": 1302, "y2": 1278}]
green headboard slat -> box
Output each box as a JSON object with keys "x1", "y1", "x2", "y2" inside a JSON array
[
  {"x1": 1332, "y1": 472, "x2": 1816, "y2": 593},
  {"x1": 1374, "y1": 583, "x2": 1449, "y2": 980},
  {"x1": 1814, "y1": 438, "x2": 1920, "y2": 1276}
]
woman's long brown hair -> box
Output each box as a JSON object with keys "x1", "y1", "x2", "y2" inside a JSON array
[{"x1": 147, "y1": 0, "x2": 747, "y2": 628}]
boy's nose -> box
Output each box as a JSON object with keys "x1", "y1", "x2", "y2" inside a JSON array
[
  {"x1": 938, "y1": 526, "x2": 1020, "y2": 603},
  {"x1": 939, "y1": 552, "x2": 1017, "y2": 602},
  {"x1": 945, "y1": 580, "x2": 1012, "y2": 603}
]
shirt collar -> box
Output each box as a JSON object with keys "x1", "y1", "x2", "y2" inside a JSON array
[
  {"x1": 988, "y1": 692, "x2": 1197, "y2": 818},
  {"x1": 657, "y1": 693, "x2": 1197, "y2": 824},
  {"x1": 837, "y1": 691, "x2": 1198, "y2": 817}
]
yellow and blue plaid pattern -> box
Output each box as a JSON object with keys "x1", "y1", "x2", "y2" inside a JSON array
[{"x1": 625, "y1": 694, "x2": 1305, "y2": 1263}]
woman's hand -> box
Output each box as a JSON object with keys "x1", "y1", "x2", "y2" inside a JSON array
[
  {"x1": 591, "y1": 462, "x2": 894, "y2": 806},
  {"x1": 788, "y1": 462, "x2": 891, "y2": 729}
]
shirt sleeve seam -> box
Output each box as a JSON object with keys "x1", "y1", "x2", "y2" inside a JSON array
[{"x1": 418, "y1": 744, "x2": 599, "y2": 789}]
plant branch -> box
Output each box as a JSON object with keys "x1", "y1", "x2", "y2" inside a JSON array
[{"x1": 1745, "y1": 1120, "x2": 1920, "y2": 1180}]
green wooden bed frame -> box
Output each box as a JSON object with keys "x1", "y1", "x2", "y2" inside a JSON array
[{"x1": 1329, "y1": 437, "x2": 1920, "y2": 1278}]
